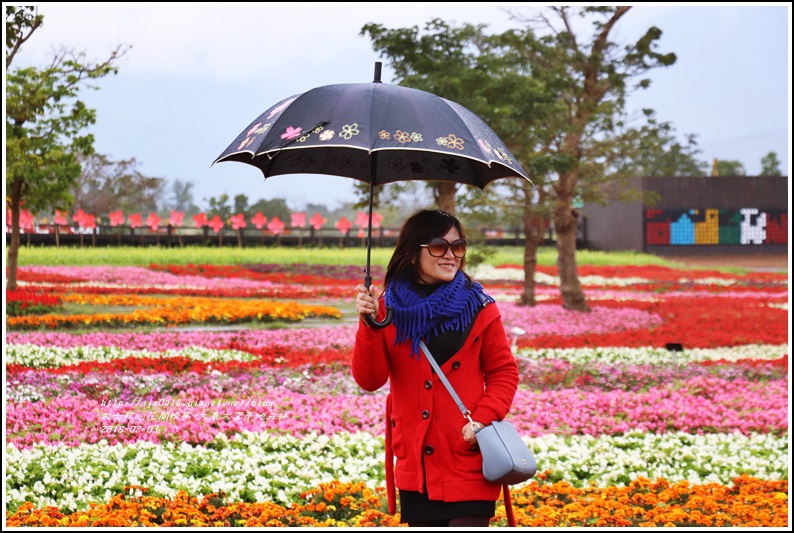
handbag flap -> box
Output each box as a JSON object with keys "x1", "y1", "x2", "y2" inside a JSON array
[{"x1": 477, "y1": 420, "x2": 537, "y2": 484}]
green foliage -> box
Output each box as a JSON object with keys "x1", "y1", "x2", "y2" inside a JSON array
[
  {"x1": 464, "y1": 244, "x2": 497, "y2": 271},
  {"x1": 5, "y1": 6, "x2": 43, "y2": 67},
  {"x1": 361, "y1": 18, "x2": 547, "y2": 212},
  {"x1": 6, "y1": 301, "x2": 62, "y2": 317},
  {"x1": 205, "y1": 193, "x2": 233, "y2": 220},
  {"x1": 760, "y1": 151, "x2": 782, "y2": 176},
  {"x1": 5, "y1": 46, "x2": 128, "y2": 213},
  {"x1": 246, "y1": 197, "x2": 291, "y2": 222},
  {"x1": 611, "y1": 116, "x2": 709, "y2": 178},
  {"x1": 361, "y1": 8, "x2": 679, "y2": 308},
  {"x1": 715, "y1": 159, "x2": 747, "y2": 176},
  {"x1": 233, "y1": 193, "x2": 249, "y2": 215}
]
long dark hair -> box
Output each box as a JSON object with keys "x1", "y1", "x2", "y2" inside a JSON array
[{"x1": 383, "y1": 209, "x2": 471, "y2": 290}]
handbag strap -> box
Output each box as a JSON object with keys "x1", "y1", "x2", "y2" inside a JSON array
[{"x1": 418, "y1": 340, "x2": 473, "y2": 422}]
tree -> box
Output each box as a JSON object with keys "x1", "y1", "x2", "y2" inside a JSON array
[
  {"x1": 305, "y1": 202, "x2": 331, "y2": 220},
  {"x1": 361, "y1": 19, "x2": 503, "y2": 214},
  {"x1": 247, "y1": 197, "x2": 291, "y2": 222},
  {"x1": 5, "y1": 5, "x2": 128, "y2": 290},
  {"x1": 613, "y1": 117, "x2": 708, "y2": 177},
  {"x1": 713, "y1": 159, "x2": 746, "y2": 176},
  {"x1": 362, "y1": 10, "x2": 677, "y2": 310},
  {"x1": 205, "y1": 193, "x2": 233, "y2": 221},
  {"x1": 72, "y1": 153, "x2": 165, "y2": 215},
  {"x1": 5, "y1": 4, "x2": 42, "y2": 67},
  {"x1": 503, "y1": 6, "x2": 676, "y2": 311},
  {"x1": 169, "y1": 178, "x2": 199, "y2": 215},
  {"x1": 760, "y1": 151, "x2": 782, "y2": 176},
  {"x1": 362, "y1": 18, "x2": 560, "y2": 305},
  {"x1": 233, "y1": 194, "x2": 249, "y2": 216}
]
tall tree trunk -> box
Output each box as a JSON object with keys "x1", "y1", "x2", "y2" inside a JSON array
[
  {"x1": 7, "y1": 181, "x2": 23, "y2": 291},
  {"x1": 434, "y1": 182, "x2": 457, "y2": 214},
  {"x1": 554, "y1": 180, "x2": 590, "y2": 311},
  {"x1": 519, "y1": 183, "x2": 545, "y2": 306}
]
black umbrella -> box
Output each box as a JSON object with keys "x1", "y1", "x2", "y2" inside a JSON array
[{"x1": 213, "y1": 62, "x2": 530, "y2": 327}]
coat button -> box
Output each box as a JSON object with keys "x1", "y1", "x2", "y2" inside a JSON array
[
  {"x1": 424, "y1": 380, "x2": 432, "y2": 390},
  {"x1": 390, "y1": 418, "x2": 395, "y2": 427},
  {"x1": 424, "y1": 445, "x2": 434, "y2": 455},
  {"x1": 452, "y1": 361, "x2": 461, "y2": 370},
  {"x1": 421, "y1": 410, "x2": 430, "y2": 419}
]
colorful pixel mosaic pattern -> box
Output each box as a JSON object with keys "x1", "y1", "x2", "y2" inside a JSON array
[{"x1": 645, "y1": 208, "x2": 787, "y2": 246}]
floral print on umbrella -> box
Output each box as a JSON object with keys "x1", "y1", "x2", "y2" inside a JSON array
[
  {"x1": 339, "y1": 124, "x2": 360, "y2": 140},
  {"x1": 281, "y1": 126, "x2": 303, "y2": 140}
]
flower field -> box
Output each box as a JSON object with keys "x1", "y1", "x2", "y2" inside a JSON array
[{"x1": 4, "y1": 257, "x2": 790, "y2": 527}]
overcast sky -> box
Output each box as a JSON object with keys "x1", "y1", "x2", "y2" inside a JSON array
[{"x1": 7, "y1": 3, "x2": 792, "y2": 211}]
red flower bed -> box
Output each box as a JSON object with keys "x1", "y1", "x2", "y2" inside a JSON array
[
  {"x1": 607, "y1": 283, "x2": 785, "y2": 294},
  {"x1": 18, "y1": 283, "x2": 353, "y2": 300},
  {"x1": 698, "y1": 357, "x2": 788, "y2": 370},
  {"x1": 15, "y1": 271, "x2": 88, "y2": 284},
  {"x1": 6, "y1": 346, "x2": 352, "y2": 375},
  {"x1": 495, "y1": 263, "x2": 786, "y2": 283},
  {"x1": 5, "y1": 289, "x2": 63, "y2": 317},
  {"x1": 519, "y1": 296, "x2": 788, "y2": 349},
  {"x1": 148, "y1": 263, "x2": 358, "y2": 285}
]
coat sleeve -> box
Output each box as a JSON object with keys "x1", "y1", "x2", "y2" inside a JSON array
[
  {"x1": 351, "y1": 298, "x2": 391, "y2": 392},
  {"x1": 470, "y1": 304, "x2": 519, "y2": 425}
]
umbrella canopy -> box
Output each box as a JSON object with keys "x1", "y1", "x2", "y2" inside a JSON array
[
  {"x1": 213, "y1": 63, "x2": 530, "y2": 327},
  {"x1": 213, "y1": 69, "x2": 528, "y2": 188}
]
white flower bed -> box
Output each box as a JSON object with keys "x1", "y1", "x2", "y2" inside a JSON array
[
  {"x1": 6, "y1": 344, "x2": 255, "y2": 368},
  {"x1": 515, "y1": 344, "x2": 787, "y2": 365},
  {"x1": 5, "y1": 430, "x2": 787, "y2": 513}
]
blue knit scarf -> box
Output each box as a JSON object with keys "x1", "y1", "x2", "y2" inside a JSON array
[{"x1": 384, "y1": 270, "x2": 494, "y2": 358}]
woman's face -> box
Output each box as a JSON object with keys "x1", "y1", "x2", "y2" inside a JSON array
[{"x1": 416, "y1": 226, "x2": 462, "y2": 285}]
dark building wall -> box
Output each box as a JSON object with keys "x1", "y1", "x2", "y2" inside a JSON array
[
  {"x1": 580, "y1": 178, "x2": 644, "y2": 252},
  {"x1": 642, "y1": 176, "x2": 787, "y2": 209},
  {"x1": 581, "y1": 176, "x2": 789, "y2": 255}
]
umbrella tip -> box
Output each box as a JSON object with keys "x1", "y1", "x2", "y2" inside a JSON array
[{"x1": 373, "y1": 61, "x2": 382, "y2": 83}]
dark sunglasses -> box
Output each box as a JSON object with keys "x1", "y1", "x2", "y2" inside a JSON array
[{"x1": 420, "y1": 237, "x2": 467, "y2": 258}]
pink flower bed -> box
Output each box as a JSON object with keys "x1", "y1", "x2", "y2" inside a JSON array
[
  {"x1": 6, "y1": 390, "x2": 384, "y2": 449},
  {"x1": 6, "y1": 326, "x2": 359, "y2": 352},
  {"x1": 7, "y1": 374, "x2": 785, "y2": 449},
  {"x1": 498, "y1": 303, "x2": 663, "y2": 336},
  {"x1": 21, "y1": 266, "x2": 281, "y2": 291}
]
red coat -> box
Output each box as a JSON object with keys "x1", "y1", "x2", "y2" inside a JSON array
[{"x1": 352, "y1": 298, "x2": 519, "y2": 513}]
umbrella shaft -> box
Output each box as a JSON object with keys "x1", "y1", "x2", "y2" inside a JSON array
[{"x1": 365, "y1": 178, "x2": 375, "y2": 288}]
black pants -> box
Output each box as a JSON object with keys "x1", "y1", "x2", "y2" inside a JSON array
[{"x1": 409, "y1": 516, "x2": 492, "y2": 527}]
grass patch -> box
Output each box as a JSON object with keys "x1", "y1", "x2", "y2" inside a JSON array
[
  {"x1": 62, "y1": 303, "x2": 143, "y2": 315},
  {"x1": 13, "y1": 244, "x2": 675, "y2": 268}
]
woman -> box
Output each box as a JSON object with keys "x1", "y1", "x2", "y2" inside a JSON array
[{"x1": 353, "y1": 209, "x2": 519, "y2": 527}]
